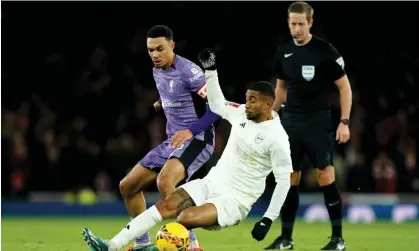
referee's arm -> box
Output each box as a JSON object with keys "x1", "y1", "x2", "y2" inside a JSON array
[
  {"x1": 334, "y1": 72, "x2": 352, "y2": 144},
  {"x1": 334, "y1": 75, "x2": 352, "y2": 121},
  {"x1": 273, "y1": 79, "x2": 287, "y2": 112},
  {"x1": 328, "y1": 46, "x2": 352, "y2": 122},
  {"x1": 328, "y1": 45, "x2": 352, "y2": 143},
  {"x1": 272, "y1": 49, "x2": 287, "y2": 113}
]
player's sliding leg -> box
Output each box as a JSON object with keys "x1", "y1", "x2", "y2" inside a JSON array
[
  {"x1": 264, "y1": 171, "x2": 300, "y2": 250},
  {"x1": 177, "y1": 203, "x2": 218, "y2": 229},
  {"x1": 316, "y1": 166, "x2": 345, "y2": 250},
  {"x1": 119, "y1": 164, "x2": 158, "y2": 251},
  {"x1": 156, "y1": 158, "x2": 203, "y2": 250},
  {"x1": 157, "y1": 137, "x2": 214, "y2": 251},
  {"x1": 82, "y1": 188, "x2": 196, "y2": 251}
]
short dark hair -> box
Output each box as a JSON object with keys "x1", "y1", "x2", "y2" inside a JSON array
[
  {"x1": 146, "y1": 25, "x2": 173, "y2": 41},
  {"x1": 248, "y1": 81, "x2": 275, "y2": 100},
  {"x1": 288, "y1": 1, "x2": 314, "y2": 21}
]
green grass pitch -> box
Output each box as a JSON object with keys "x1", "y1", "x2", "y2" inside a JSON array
[{"x1": 2, "y1": 217, "x2": 418, "y2": 251}]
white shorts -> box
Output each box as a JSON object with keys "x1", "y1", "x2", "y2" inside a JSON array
[{"x1": 179, "y1": 178, "x2": 250, "y2": 230}]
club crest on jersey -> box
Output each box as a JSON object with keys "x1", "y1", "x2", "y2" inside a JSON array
[
  {"x1": 255, "y1": 133, "x2": 266, "y2": 144},
  {"x1": 302, "y1": 65, "x2": 315, "y2": 81}
]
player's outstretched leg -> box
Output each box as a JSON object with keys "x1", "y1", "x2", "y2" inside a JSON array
[
  {"x1": 81, "y1": 188, "x2": 196, "y2": 251},
  {"x1": 157, "y1": 158, "x2": 208, "y2": 251},
  {"x1": 264, "y1": 171, "x2": 300, "y2": 250},
  {"x1": 119, "y1": 163, "x2": 159, "y2": 251},
  {"x1": 317, "y1": 166, "x2": 346, "y2": 250}
]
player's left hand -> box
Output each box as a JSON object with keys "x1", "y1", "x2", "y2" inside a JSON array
[
  {"x1": 154, "y1": 101, "x2": 162, "y2": 111},
  {"x1": 251, "y1": 217, "x2": 272, "y2": 241},
  {"x1": 198, "y1": 48, "x2": 217, "y2": 71},
  {"x1": 336, "y1": 123, "x2": 350, "y2": 144},
  {"x1": 171, "y1": 129, "x2": 193, "y2": 148}
]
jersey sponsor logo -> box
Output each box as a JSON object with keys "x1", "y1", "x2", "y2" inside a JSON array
[
  {"x1": 191, "y1": 68, "x2": 199, "y2": 75},
  {"x1": 197, "y1": 83, "x2": 208, "y2": 98},
  {"x1": 161, "y1": 98, "x2": 182, "y2": 108},
  {"x1": 336, "y1": 57, "x2": 345, "y2": 69},
  {"x1": 189, "y1": 68, "x2": 204, "y2": 83},
  {"x1": 284, "y1": 53, "x2": 293, "y2": 58},
  {"x1": 235, "y1": 136, "x2": 258, "y2": 165},
  {"x1": 302, "y1": 65, "x2": 315, "y2": 81},
  {"x1": 225, "y1": 101, "x2": 240, "y2": 108},
  {"x1": 254, "y1": 133, "x2": 266, "y2": 143}
]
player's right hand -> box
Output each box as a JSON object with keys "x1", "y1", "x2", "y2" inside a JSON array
[
  {"x1": 154, "y1": 101, "x2": 162, "y2": 111},
  {"x1": 251, "y1": 217, "x2": 272, "y2": 241},
  {"x1": 198, "y1": 48, "x2": 217, "y2": 71}
]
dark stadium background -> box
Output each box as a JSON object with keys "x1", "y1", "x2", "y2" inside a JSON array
[{"x1": 2, "y1": 2, "x2": 418, "y2": 205}]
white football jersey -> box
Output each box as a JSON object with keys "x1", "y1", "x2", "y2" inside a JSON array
[{"x1": 205, "y1": 71, "x2": 293, "y2": 207}]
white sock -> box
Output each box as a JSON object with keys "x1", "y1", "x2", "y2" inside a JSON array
[{"x1": 109, "y1": 206, "x2": 162, "y2": 250}]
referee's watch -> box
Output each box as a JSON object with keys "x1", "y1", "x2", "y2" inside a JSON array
[{"x1": 340, "y1": 119, "x2": 350, "y2": 125}]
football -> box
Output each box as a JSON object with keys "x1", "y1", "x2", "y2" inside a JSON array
[{"x1": 156, "y1": 222, "x2": 190, "y2": 251}]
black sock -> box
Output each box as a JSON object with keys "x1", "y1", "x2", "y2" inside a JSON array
[
  {"x1": 321, "y1": 182, "x2": 343, "y2": 238},
  {"x1": 280, "y1": 185, "x2": 299, "y2": 239}
]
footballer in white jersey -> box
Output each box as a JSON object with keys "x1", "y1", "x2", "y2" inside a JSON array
[{"x1": 81, "y1": 49, "x2": 292, "y2": 251}]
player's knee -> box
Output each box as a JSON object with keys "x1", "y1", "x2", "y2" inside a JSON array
[
  {"x1": 155, "y1": 199, "x2": 178, "y2": 219},
  {"x1": 290, "y1": 171, "x2": 302, "y2": 185},
  {"x1": 176, "y1": 209, "x2": 196, "y2": 229},
  {"x1": 316, "y1": 165, "x2": 335, "y2": 186},
  {"x1": 157, "y1": 176, "x2": 176, "y2": 198},
  {"x1": 119, "y1": 178, "x2": 133, "y2": 198},
  {"x1": 119, "y1": 177, "x2": 142, "y2": 198}
]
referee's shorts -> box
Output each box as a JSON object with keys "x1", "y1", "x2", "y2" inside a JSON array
[{"x1": 282, "y1": 118, "x2": 335, "y2": 171}]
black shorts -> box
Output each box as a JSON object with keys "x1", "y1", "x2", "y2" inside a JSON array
[
  {"x1": 139, "y1": 137, "x2": 215, "y2": 182},
  {"x1": 283, "y1": 118, "x2": 335, "y2": 171}
]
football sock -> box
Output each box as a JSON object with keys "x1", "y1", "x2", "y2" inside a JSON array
[
  {"x1": 280, "y1": 185, "x2": 299, "y2": 239},
  {"x1": 110, "y1": 206, "x2": 162, "y2": 250},
  {"x1": 134, "y1": 230, "x2": 151, "y2": 247},
  {"x1": 321, "y1": 182, "x2": 343, "y2": 238},
  {"x1": 189, "y1": 230, "x2": 199, "y2": 248}
]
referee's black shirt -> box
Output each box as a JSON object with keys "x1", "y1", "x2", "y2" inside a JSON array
[{"x1": 274, "y1": 36, "x2": 346, "y2": 126}]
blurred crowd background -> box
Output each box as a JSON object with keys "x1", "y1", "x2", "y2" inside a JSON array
[{"x1": 2, "y1": 2, "x2": 419, "y2": 200}]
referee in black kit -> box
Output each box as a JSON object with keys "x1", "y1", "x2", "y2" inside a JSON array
[{"x1": 251, "y1": 2, "x2": 352, "y2": 250}]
